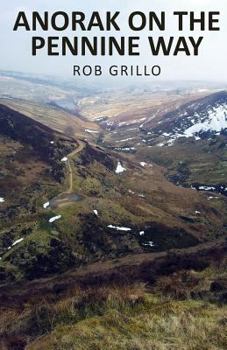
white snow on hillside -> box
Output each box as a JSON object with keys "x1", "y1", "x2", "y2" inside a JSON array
[
  {"x1": 142, "y1": 241, "x2": 154, "y2": 247},
  {"x1": 115, "y1": 161, "x2": 126, "y2": 174},
  {"x1": 85, "y1": 129, "x2": 99, "y2": 134},
  {"x1": 198, "y1": 185, "x2": 216, "y2": 191},
  {"x1": 7, "y1": 237, "x2": 24, "y2": 251},
  {"x1": 107, "y1": 225, "x2": 131, "y2": 231},
  {"x1": 115, "y1": 147, "x2": 135, "y2": 152},
  {"x1": 138, "y1": 194, "x2": 145, "y2": 198},
  {"x1": 184, "y1": 105, "x2": 227, "y2": 137},
  {"x1": 49, "y1": 215, "x2": 62, "y2": 223},
  {"x1": 12, "y1": 238, "x2": 24, "y2": 246},
  {"x1": 43, "y1": 202, "x2": 50, "y2": 209},
  {"x1": 115, "y1": 137, "x2": 135, "y2": 143},
  {"x1": 158, "y1": 103, "x2": 227, "y2": 147}
]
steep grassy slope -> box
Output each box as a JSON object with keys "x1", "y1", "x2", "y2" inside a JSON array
[
  {"x1": 0, "y1": 104, "x2": 78, "y2": 282},
  {"x1": 28, "y1": 296, "x2": 227, "y2": 350},
  {"x1": 0, "y1": 98, "x2": 99, "y2": 140},
  {"x1": 1, "y1": 246, "x2": 226, "y2": 349}
]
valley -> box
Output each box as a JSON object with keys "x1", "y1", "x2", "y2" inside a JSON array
[{"x1": 0, "y1": 71, "x2": 227, "y2": 349}]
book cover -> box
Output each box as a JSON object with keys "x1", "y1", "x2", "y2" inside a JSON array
[{"x1": 0, "y1": 1, "x2": 226, "y2": 349}]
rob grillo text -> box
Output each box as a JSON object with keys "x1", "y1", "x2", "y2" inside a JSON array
[{"x1": 72, "y1": 65, "x2": 161, "y2": 77}]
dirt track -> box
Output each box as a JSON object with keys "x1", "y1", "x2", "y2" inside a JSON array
[
  {"x1": 50, "y1": 140, "x2": 85, "y2": 208},
  {"x1": 66, "y1": 140, "x2": 85, "y2": 193}
]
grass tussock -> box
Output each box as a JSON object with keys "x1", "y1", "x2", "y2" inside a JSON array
[{"x1": 22, "y1": 284, "x2": 227, "y2": 350}]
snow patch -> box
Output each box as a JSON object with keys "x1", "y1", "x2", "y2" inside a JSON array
[
  {"x1": 115, "y1": 161, "x2": 126, "y2": 174},
  {"x1": 85, "y1": 129, "x2": 99, "y2": 134},
  {"x1": 108, "y1": 225, "x2": 131, "y2": 231},
  {"x1": 161, "y1": 103, "x2": 227, "y2": 146},
  {"x1": 198, "y1": 186, "x2": 216, "y2": 191},
  {"x1": 115, "y1": 147, "x2": 135, "y2": 152},
  {"x1": 184, "y1": 105, "x2": 227, "y2": 137},
  {"x1": 49, "y1": 215, "x2": 62, "y2": 223},
  {"x1": 142, "y1": 241, "x2": 154, "y2": 247},
  {"x1": 12, "y1": 238, "x2": 24, "y2": 246},
  {"x1": 0, "y1": 197, "x2": 5, "y2": 203},
  {"x1": 43, "y1": 202, "x2": 50, "y2": 209},
  {"x1": 61, "y1": 157, "x2": 68, "y2": 162},
  {"x1": 128, "y1": 189, "x2": 135, "y2": 194},
  {"x1": 115, "y1": 137, "x2": 135, "y2": 143},
  {"x1": 208, "y1": 196, "x2": 219, "y2": 200}
]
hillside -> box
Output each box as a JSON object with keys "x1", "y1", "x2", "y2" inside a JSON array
[
  {"x1": 0, "y1": 89, "x2": 227, "y2": 350},
  {"x1": 0, "y1": 98, "x2": 99, "y2": 140},
  {"x1": 141, "y1": 91, "x2": 227, "y2": 146},
  {"x1": 134, "y1": 92, "x2": 227, "y2": 198},
  {"x1": 1, "y1": 99, "x2": 227, "y2": 284},
  {"x1": 0, "y1": 104, "x2": 78, "y2": 280}
]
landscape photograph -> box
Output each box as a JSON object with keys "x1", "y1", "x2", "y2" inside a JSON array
[{"x1": 0, "y1": 1, "x2": 227, "y2": 349}]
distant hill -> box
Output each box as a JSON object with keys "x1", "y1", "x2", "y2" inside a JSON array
[{"x1": 145, "y1": 91, "x2": 227, "y2": 146}]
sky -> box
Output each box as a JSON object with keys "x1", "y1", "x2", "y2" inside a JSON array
[{"x1": 0, "y1": 0, "x2": 226, "y2": 84}]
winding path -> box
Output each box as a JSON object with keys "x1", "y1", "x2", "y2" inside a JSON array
[
  {"x1": 50, "y1": 140, "x2": 85, "y2": 208},
  {"x1": 65, "y1": 140, "x2": 85, "y2": 194}
]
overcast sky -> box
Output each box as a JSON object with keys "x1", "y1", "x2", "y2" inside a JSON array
[{"x1": 0, "y1": 0, "x2": 226, "y2": 83}]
